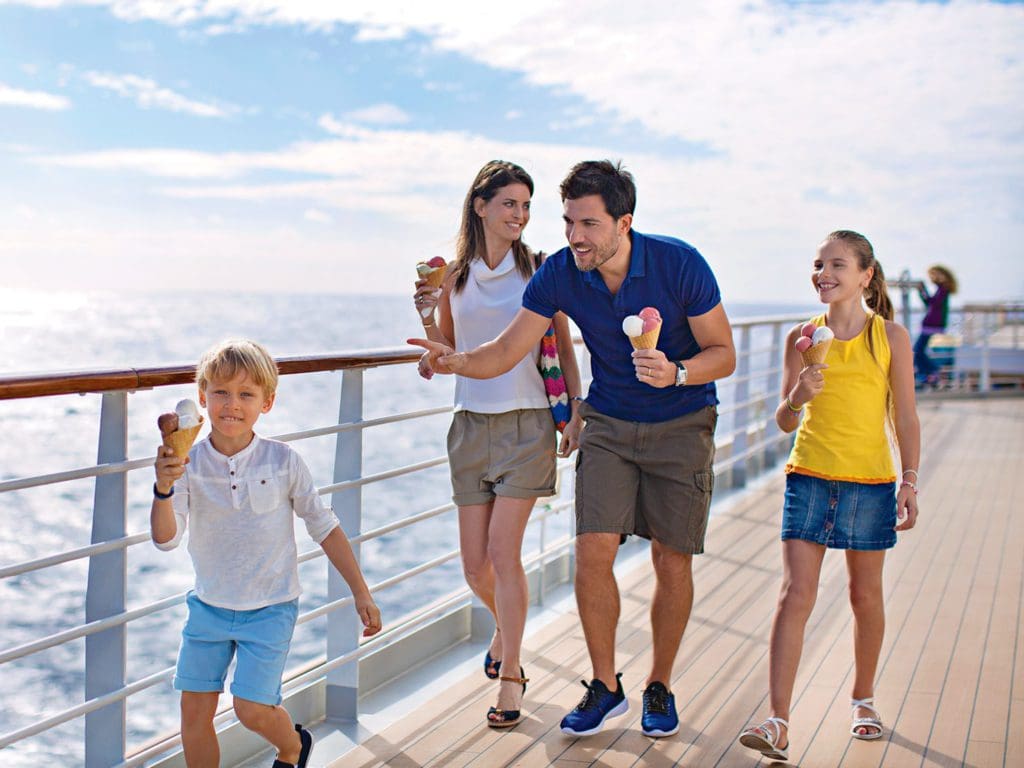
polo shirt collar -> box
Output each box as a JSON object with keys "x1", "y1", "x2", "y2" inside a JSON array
[{"x1": 581, "y1": 230, "x2": 646, "y2": 286}]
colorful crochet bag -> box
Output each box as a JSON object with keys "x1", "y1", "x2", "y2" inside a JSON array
[
  {"x1": 534, "y1": 251, "x2": 570, "y2": 432},
  {"x1": 539, "y1": 324, "x2": 570, "y2": 432}
]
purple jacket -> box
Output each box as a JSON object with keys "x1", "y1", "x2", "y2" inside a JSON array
[{"x1": 918, "y1": 284, "x2": 949, "y2": 333}]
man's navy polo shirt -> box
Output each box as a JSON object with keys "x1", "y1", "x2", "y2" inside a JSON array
[{"x1": 522, "y1": 230, "x2": 722, "y2": 423}]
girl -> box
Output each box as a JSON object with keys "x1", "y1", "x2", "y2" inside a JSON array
[
  {"x1": 914, "y1": 265, "x2": 958, "y2": 388},
  {"x1": 737, "y1": 230, "x2": 921, "y2": 762},
  {"x1": 412, "y1": 160, "x2": 583, "y2": 727}
]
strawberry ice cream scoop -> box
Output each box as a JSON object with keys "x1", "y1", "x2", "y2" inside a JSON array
[
  {"x1": 794, "y1": 336, "x2": 812, "y2": 353},
  {"x1": 638, "y1": 307, "x2": 661, "y2": 332},
  {"x1": 800, "y1": 321, "x2": 817, "y2": 338}
]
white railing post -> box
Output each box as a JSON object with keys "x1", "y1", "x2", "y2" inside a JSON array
[
  {"x1": 731, "y1": 326, "x2": 752, "y2": 488},
  {"x1": 326, "y1": 369, "x2": 364, "y2": 721},
  {"x1": 980, "y1": 312, "x2": 992, "y2": 393},
  {"x1": 764, "y1": 322, "x2": 784, "y2": 464},
  {"x1": 85, "y1": 392, "x2": 128, "y2": 767}
]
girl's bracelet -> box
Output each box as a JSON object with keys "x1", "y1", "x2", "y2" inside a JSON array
[
  {"x1": 902, "y1": 469, "x2": 918, "y2": 480},
  {"x1": 899, "y1": 480, "x2": 918, "y2": 495},
  {"x1": 422, "y1": 319, "x2": 435, "y2": 328},
  {"x1": 784, "y1": 396, "x2": 803, "y2": 413}
]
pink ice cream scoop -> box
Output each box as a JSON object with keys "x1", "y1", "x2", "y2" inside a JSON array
[
  {"x1": 638, "y1": 306, "x2": 661, "y2": 333},
  {"x1": 794, "y1": 336, "x2": 813, "y2": 353},
  {"x1": 800, "y1": 321, "x2": 816, "y2": 338}
]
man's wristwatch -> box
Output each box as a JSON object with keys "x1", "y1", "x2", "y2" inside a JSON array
[{"x1": 674, "y1": 361, "x2": 688, "y2": 387}]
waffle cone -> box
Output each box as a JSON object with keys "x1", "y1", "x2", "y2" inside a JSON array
[
  {"x1": 800, "y1": 338, "x2": 832, "y2": 367},
  {"x1": 163, "y1": 419, "x2": 204, "y2": 460},
  {"x1": 424, "y1": 265, "x2": 448, "y2": 289},
  {"x1": 629, "y1": 321, "x2": 662, "y2": 350}
]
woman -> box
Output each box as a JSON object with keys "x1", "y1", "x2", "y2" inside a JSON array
[
  {"x1": 413, "y1": 160, "x2": 583, "y2": 727},
  {"x1": 914, "y1": 265, "x2": 957, "y2": 389}
]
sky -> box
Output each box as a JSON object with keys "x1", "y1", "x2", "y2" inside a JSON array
[{"x1": 1, "y1": 0, "x2": 1022, "y2": 305}]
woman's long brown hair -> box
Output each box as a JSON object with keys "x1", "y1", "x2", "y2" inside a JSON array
[{"x1": 450, "y1": 160, "x2": 536, "y2": 294}]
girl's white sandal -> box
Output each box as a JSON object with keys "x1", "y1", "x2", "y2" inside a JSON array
[
  {"x1": 851, "y1": 697, "x2": 883, "y2": 740},
  {"x1": 738, "y1": 716, "x2": 789, "y2": 761}
]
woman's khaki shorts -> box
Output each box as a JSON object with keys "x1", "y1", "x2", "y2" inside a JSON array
[
  {"x1": 575, "y1": 402, "x2": 717, "y2": 554},
  {"x1": 447, "y1": 409, "x2": 557, "y2": 506}
]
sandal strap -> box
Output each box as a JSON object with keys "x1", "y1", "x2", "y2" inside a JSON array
[
  {"x1": 759, "y1": 716, "x2": 789, "y2": 742},
  {"x1": 499, "y1": 675, "x2": 529, "y2": 684},
  {"x1": 851, "y1": 698, "x2": 880, "y2": 717}
]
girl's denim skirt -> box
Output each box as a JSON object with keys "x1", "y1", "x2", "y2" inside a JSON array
[{"x1": 781, "y1": 472, "x2": 897, "y2": 551}]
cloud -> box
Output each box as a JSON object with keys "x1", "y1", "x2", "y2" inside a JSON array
[
  {"x1": 82, "y1": 71, "x2": 238, "y2": 118},
  {"x1": 4, "y1": 0, "x2": 1023, "y2": 301},
  {"x1": 0, "y1": 82, "x2": 70, "y2": 110},
  {"x1": 303, "y1": 208, "x2": 331, "y2": 223},
  {"x1": 341, "y1": 103, "x2": 410, "y2": 125}
]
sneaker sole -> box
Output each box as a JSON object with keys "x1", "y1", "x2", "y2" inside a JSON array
[
  {"x1": 560, "y1": 699, "x2": 629, "y2": 737},
  {"x1": 642, "y1": 723, "x2": 680, "y2": 738}
]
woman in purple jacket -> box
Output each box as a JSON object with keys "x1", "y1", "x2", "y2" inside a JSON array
[{"x1": 914, "y1": 265, "x2": 957, "y2": 388}]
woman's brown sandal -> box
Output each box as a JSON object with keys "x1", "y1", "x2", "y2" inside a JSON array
[{"x1": 487, "y1": 669, "x2": 528, "y2": 728}]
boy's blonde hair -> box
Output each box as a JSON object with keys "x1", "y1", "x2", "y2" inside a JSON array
[{"x1": 196, "y1": 339, "x2": 279, "y2": 397}]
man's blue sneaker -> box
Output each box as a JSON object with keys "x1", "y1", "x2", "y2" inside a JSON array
[
  {"x1": 559, "y1": 673, "x2": 628, "y2": 736},
  {"x1": 641, "y1": 681, "x2": 679, "y2": 737}
]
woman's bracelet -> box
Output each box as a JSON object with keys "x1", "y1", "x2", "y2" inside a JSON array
[
  {"x1": 422, "y1": 319, "x2": 435, "y2": 328},
  {"x1": 153, "y1": 482, "x2": 174, "y2": 500},
  {"x1": 784, "y1": 396, "x2": 803, "y2": 413},
  {"x1": 902, "y1": 469, "x2": 918, "y2": 480},
  {"x1": 899, "y1": 480, "x2": 918, "y2": 494}
]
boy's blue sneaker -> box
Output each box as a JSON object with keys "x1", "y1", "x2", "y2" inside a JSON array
[
  {"x1": 641, "y1": 681, "x2": 679, "y2": 737},
  {"x1": 271, "y1": 724, "x2": 313, "y2": 768},
  {"x1": 559, "y1": 673, "x2": 628, "y2": 736}
]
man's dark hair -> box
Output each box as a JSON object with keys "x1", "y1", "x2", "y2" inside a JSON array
[{"x1": 559, "y1": 160, "x2": 636, "y2": 219}]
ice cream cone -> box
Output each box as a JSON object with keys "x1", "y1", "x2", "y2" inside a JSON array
[
  {"x1": 424, "y1": 265, "x2": 448, "y2": 289},
  {"x1": 629, "y1": 321, "x2": 662, "y2": 350},
  {"x1": 800, "y1": 339, "x2": 832, "y2": 367},
  {"x1": 163, "y1": 419, "x2": 204, "y2": 460}
]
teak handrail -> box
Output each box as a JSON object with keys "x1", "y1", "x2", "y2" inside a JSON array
[{"x1": 0, "y1": 348, "x2": 421, "y2": 401}]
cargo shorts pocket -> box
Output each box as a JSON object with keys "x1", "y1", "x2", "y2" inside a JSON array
[{"x1": 687, "y1": 469, "x2": 715, "y2": 547}]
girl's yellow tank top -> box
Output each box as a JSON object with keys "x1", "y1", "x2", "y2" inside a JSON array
[{"x1": 786, "y1": 313, "x2": 896, "y2": 483}]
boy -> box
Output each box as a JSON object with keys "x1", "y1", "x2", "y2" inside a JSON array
[{"x1": 152, "y1": 339, "x2": 382, "y2": 768}]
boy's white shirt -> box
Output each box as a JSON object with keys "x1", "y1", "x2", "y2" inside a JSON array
[{"x1": 155, "y1": 434, "x2": 339, "y2": 610}]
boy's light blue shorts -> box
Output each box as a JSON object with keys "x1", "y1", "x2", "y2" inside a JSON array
[{"x1": 173, "y1": 592, "x2": 298, "y2": 706}]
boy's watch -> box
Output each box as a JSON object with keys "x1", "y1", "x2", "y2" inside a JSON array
[{"x1": 674, "y1": 361, "x2": 688, "y2": 387}]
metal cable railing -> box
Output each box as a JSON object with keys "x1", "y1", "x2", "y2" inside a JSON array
[{"x1": 20, "y1": 309, "x2": 1002, "y2": 766}]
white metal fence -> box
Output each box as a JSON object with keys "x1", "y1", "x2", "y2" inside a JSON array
[{"x1": 10, "y1": 305, "x2": 1016, "y2": 766}]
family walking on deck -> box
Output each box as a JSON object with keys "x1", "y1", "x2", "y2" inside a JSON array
[
  {"x1": 410, "y1": 161, "x2": 922, "y2": 759},
  {"x1": 148, "y1": 158, "x2": 921, "y2": 768}
]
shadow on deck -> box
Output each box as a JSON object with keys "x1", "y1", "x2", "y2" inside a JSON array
[{"x1": 300, "y1": 399, "x2": 1024, "y2": 768}]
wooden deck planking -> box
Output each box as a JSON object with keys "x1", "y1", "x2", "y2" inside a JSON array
[{"x1": 325, "y1": 399, "x2": 1022, "y2": 767}]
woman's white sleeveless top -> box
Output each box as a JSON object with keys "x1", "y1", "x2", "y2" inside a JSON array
[{"x1": 450, "y1": 251, "x2": 548, "y2": 413}]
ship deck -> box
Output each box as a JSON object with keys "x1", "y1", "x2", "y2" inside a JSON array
[{"x1": 307, "y1": 397, "x2": 1023, "y2": 768}]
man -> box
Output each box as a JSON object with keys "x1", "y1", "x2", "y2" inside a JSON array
[{"x1": 410, "y1": 160, "x2": 735, "y2": 738}]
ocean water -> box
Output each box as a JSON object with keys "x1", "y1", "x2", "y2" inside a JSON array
[{"x1": 0, "y1": 290, "x2": 814, "y2": 765}]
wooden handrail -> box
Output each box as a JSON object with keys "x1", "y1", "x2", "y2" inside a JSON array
[{"x1": 0, "y1": 348, "x2": 422, "y2": 401}]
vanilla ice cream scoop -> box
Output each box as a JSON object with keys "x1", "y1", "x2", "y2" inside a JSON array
[
  {"x1": 175, "y1": 398, "x2": 202, "y2": 429},
  {"x1": 811, "y1": 326, "x2": 835, "y2": 345},
  {"x1": 622, "y1": 315, "x2": 644, "y2": 337}
]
